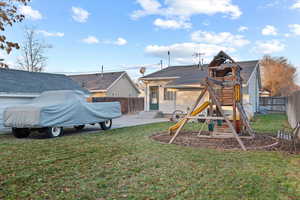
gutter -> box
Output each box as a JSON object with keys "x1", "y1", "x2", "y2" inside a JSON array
[
  {"x1": 0, "y1": 93, "x2": 40, "y2": 98},
  {"x1": 90, "y1": 90, "x2": 107, "y2": 93},
  {"x1": 139, "y1": 76, "x2": 180, "y2": 81},
  {"x1": 164, "y1": 85, "x2": 203, "y2": 89}
]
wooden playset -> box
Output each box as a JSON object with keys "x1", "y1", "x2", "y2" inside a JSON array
[{"x1": 168, "y1": 51, "x2": 255, "y2": 151}]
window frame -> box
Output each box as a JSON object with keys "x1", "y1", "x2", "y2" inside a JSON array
[{"x1": 164, "y1": 88, "x2": 176, "y2": 101}]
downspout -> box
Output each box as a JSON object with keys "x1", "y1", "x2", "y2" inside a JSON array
[
  {"x1": 174, "y1": 89, "x2": 177, "y2": 111},
  {"x1": 145, "y1": 82, "x2": 148, "y2": 111}
]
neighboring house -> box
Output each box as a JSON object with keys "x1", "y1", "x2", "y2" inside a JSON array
[
  {"x1": 140, "y1": 59, "x2": 261, "y2": 119},
  {"x1": 70, "y1": 71, "x2": 140, "y2": 97},
  {"x1": 0, "y1": 68, "x2": 89, "y2": 131}
]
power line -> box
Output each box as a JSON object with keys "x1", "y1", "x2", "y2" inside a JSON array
[{"x1": 50, "y1": 63, "x2": 162, "y2": 75}]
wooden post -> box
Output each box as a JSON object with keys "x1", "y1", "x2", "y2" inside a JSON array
[
  {"x1": 169, "y1": 86, "x2": 208, "y2": 144},
  {"x1": 233, "y1": 86, "x2": 237, "y2": 131},
  {"x1": 232, "y1": 67, "x2": 237, "y2": 132},
  {"x1": 236, "y1": 102, "x2": 255, "y2": 137},
  {"x1": 207, "y1": 81, "x2": 247, "y2": 151}
]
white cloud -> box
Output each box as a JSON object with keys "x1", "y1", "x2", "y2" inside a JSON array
[
  {"x1": 145, "y1": 42, "x2": 235, "y2": 64},
  {"x1": 37, "y1": 30, "x2": 64, "y2": 37},
  {"x1": 153, "y1": 18, "x2": 191, "y2": 29},
  {"x1": 291, "y1": 0, "x2": 300, "y2": 10},
  {"x1": 132, "y1": 0, "x2": 241, "y2": 29},
  {"x1": 132, "y1": 0, "x2": 242, "y2": 19},
  {"x1": 19, "y1": 6, "x2": 42, "y2": 20},
  {"x1": 262, "y1": 25, "x2": 278, "y2": 36},
  {"x1": 191, "y1": 30, "x2": 250, "y2": 47},
  {"x1": 82, "y1": 36, "x2": 127, "y2": 46},
  {"x1": 264, "y1": 0, "x2": 281, "y2": 8},
  {"x1": 238, "y1": 26, "x2": 248, "y2": 32},
  {"x1": 288, "y1": 24, "x2": 300, "y2": 35},
  {"x1": 82, "y1": 36, "x2": 99, "y2": 44},
  {"x1": 202, "y1": 21, "x2": 210, "y2": 26},
  {"x1": 132, "y1": 0, "x2": 162, "y2": 19},
  {"x1": 72, "y1": 7, "x2": 90, "y2": 23},
  {"x1": 253, "y1": 40, "x2": 285, "y2": 54},
  {"x1": 115, "y1": 37, "x2": 128, "y2": 46}
]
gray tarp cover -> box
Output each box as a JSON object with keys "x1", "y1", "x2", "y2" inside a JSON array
[{"x1": 4, "y1": 90, "x2": 121, "y2": 128}]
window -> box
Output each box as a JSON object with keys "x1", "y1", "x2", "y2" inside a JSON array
[{"x1": 164, "y1": 88, "x2": 176, "y2": 101}]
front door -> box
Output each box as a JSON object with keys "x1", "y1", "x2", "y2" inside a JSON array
[{"x1": 150, "y1": 86, "x2": 159, "y2": 110}]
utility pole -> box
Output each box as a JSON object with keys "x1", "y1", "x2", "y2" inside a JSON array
[
  {"x1": 160, "y1": 60, "x2": 163, "y2": 70},
  {"x1": 193, "y1": 52, "x2": 205, "y2": 70},
  {"x1": 168, "y1": 51, "x2": 171, "y2": 67},
  {"x1": 101, "y1": 65, "x2": 104, "y2": 77}
]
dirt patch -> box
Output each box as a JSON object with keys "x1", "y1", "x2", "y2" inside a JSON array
[{"x1": 151, "y1": 131, "x2": 300, "y2": 153}]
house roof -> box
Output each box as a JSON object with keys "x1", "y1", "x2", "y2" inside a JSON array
[
  {"x1": 0, "y1": 68, "x2": 89, "y2": 94},
  {"x1": 70, "y1": 71, "x2": 139, "y2": 92},
  {"x1": 141, "y1": 60, "x2": 259, "y2": 86}
]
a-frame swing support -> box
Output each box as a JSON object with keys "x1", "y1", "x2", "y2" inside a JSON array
[
  {"x1": 168, "y1": 51, "x2": 255, "y2": 151},
  {"x1": 168, "y1": 80, "x2": 247, "y2": 151}
]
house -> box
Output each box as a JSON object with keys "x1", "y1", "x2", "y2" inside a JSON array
[
  {"x1": 140, "y1": 53, "x2": 261, "y2": 119},
  {"x1": 70, "y1": 71, "x2": 140, "y2": 97},
  {"x1": 0, "y1": 68, "x2": 89, "y2": 131},
  {"x1": 0, "y1": 68, "x2": 88, "y2": 104}
]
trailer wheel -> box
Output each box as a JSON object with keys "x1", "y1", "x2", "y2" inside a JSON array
[
  {"x1": 12, "y1": 128, "x2": 31, "y2": 138},
  {"x1": 46, "y1": 127, "x2": 63, "y2": 138},
  {"x1": 100, "y1": 120, "x2": 112, "y2": 130},
  {"x1": 74, "y1": 125, "x2": 85, "y2": 131}
]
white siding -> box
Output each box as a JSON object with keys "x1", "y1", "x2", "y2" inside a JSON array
[
  {"x1": 243, "y1": 67, "x2": 259, "y2": 119},
  {"x1": 0, "y1": 96, "x2": 34, "y2": 104},
  {"x1": 174, "y1": 89, "x2": 208, "y2": 114},
  {"x1": 144, "y1": 80, "x2": 172, "y2": 112},
  {"x1": 143, "y1": 80, "x2": 208, "y2": 114},
  {"x1": 107, "y1": 75, "x2": 139, "y2": 97}
]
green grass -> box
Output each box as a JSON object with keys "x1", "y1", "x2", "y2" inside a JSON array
[
  {"x1": 0, "y1": 114, "x2": 299, "y2": 200},
  {"x1": 251, "y1": 114, "x2": 292, "y2": 135}
]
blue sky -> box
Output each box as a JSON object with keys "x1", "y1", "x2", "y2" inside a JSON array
[{"x1": 3, "y1": 0, "x2": 300, "y2": 82}]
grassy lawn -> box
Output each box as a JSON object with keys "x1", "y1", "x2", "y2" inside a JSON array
[
  {"x1": 0, "y1": 114, "x2": 300, "y2": 199},
  {"x1": 251, "y1": 114, "x2": 292, "y2": 135}
]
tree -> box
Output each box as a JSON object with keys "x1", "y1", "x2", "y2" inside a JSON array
[
  {"x1": 17, "y1": 28, "x2": 51, "y2": 72},
  {"x1": 261, "y1": 56, "x2": 299, "y2": 96},
  {"x1": 0, "y1": 0, "x2": 30, "y2": 54}
]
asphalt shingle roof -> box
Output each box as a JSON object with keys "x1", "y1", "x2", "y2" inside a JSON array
[
  {"x1": 142, "y1": 60, "x2": 259, "y2": 86},
  {"x1": 69, "y1": 71, "x2": 125, "y2": 91},
  {"x1": 0, "y1": 68, "x2": 89, "y2": 94}
]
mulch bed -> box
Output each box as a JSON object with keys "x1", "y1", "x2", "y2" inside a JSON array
[{"x1": 151, "y1": 131, "x2": 300, "y2": 154}]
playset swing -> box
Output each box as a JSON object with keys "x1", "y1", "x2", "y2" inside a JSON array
[{"x1": 168, "y1": 51, "x2": 255, "y2": 151}]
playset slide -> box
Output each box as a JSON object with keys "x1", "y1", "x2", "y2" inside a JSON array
[{"x1": 168, "y1": 101, "x2": 210, "y2": 134}]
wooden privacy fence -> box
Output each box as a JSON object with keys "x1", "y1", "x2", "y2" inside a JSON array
[
  {"x1": 92, "y1": 97, "x2": 144, "y2": 114},
  {"x1": 259, "y1": 97, "x2": 287, "y2": 113},
  {"x1": 287, "y1": 91, "x2": 300, "y2": 129}
]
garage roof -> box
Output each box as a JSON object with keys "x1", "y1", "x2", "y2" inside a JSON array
[{"x1": 0, "y1": 68, "x2": 89, "y2": 94}]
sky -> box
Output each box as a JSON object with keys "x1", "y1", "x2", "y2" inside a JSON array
[{"x1": 2, "y1": 0, "x2": 300, "y2": 82}]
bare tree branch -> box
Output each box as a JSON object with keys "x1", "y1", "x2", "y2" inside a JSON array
[{"x1": 17, "y1": 27, "x2": 51, "y2": 72}]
